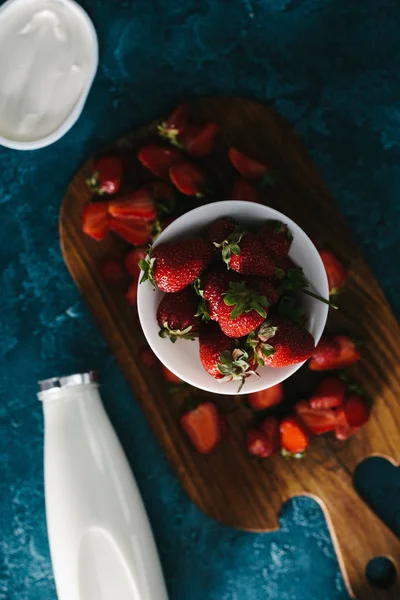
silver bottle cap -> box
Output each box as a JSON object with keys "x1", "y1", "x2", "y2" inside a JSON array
[{"x1": 38, "y1": 371, "x2": 98, "y2": 393}]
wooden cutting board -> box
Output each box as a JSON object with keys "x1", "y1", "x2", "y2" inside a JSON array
[{"x1": 60, "y1": 98, "x2": 400, "y2": 598}]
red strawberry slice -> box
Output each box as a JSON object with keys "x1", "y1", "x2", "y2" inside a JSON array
[
  {"x1": 335, "y1": 395, "x2": 370, "y2": 440},
  {"x1": 248, "y1": 382, "x2": 284, "y2": 410},
  {"x1": 138, "y1": 145, "x2": 184, "y2": 179},
  {"x1": 280, "y1": 415, "x2": 310, "y2": 455},
  {"x1": 180, "y1": 123, "x2": 219, "y2": 157},
  {"x1": 246, "y1": 428, "x2": 273, "y2": 458},
  {"x1": 319, "y1": 249, "x2": 348, "y2": 295},
  {"x1": 230, "y1": 178, "x2": 263, "y2": 203},
  {"x1": 125, "y1": 247, "x2": 148, "y2": 278},
  {"x1": 109, "y1": 217, "x2": 152, "y2": 246},
  {"x1": 309, "y1": 335, "x2": 360, "y2": 371},
  {"x1": 108, "y1": 187, "x2": 157, "y2": 221},
  {"x1": 86, "y1": 155, "x2": 124, "y2": 195},
  {"x1": 82, "y1": 202, "x2": 110, "y2": 241},
  {"x1": 260, "y1": 415, "x2": 280, "y2": 455},
  {"x1": 309, "y1": 377, "x2": 346, "y2": 410},
  {"x1": 169, "y1": 162, "x2": 206, "y2": 197},
  {"x1": 295, "y1": 400, "x2": 338, "y2": 435},
  {"x1": 99, "y1": 259, "x2": 126, "y2": 284},
  {"x1": 229, "y1": 147, "x2": 273, "y2": 181},
  {"x1": 180, "y1": 402, "x2": 222, "y2": 454}
]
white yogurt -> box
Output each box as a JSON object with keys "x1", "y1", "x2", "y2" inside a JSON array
[{"x1": 0, "y1": 0, "x2": 98, "y2": 149}]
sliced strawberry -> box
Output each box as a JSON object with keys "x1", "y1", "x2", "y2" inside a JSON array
[
  {"x1": 259, "y1": 415, "x2": 280, "y2": 455},
  {"x1": 319, "y1": 249, "x2": 348, "y2": 295},
  {"x1": 169, "y1": 162, "x2": 206, "y2": 197},
  {"x1": 86, "y1": 155, "x2": 124, "y2": 195},
  {"x1": 334, "y1": 336, "x2": 361, "y2": 368},
  {"x1": 138, "y1": 345, "x2": 158, "y2": 367},
  {"x1": 309, "y1": 377, "x2": 346, "y2": 410},
  {"x1": 280, "y1": 415, "x2": 310, "y2": 455},
  {"x1": 108, "y1": 188, "x2": 157, "y2": 221},
  {"x1": 99, "y1": 259, "x2": 126, "y2": 283},
  {"x1": 308, "y1": 336, "x2": 341, "y2": 370},
  {"x1": 109, "y1": 218, "x2": 152, "y2": 246},
  {"x1": 246, "y1": 428, "x2": 273, "y2": 458},
  {"x1": 162, "y1": 364, "x2": 183, "y2": 384},
  {"x1": 295, "y1": 400, "x2": 338, "y2": 435},
  {"x1": 230, "y1": 179, "x2": 263, "y2": 203},
  {"x1": 247, "y1": 382, "x2": 284, "y2": 410},
  {"x1": 335, "y1": 395, "x2": 370, "y2": 440},
  {"x1": 82, "y1": 202, "x2": 110, "y2": 241},
  {"x1": 158, "y1": 102, "x2": 189, "y2": 141},
  {"x1": 180, "y1": 123, "x2": 219, "y2": 157},
  {"x1": 229, "y1": 147, "x2": 273, "y2": 182},
  {"x1": 125, "y1": 280, "x2": 138, "y2": 306},
  {"x1": 138, "y1": 145, "x2": 184, "y2": 179},
  {"x1": 125, "y1": 246, "x2": 148, "y2": 278},
  {"x1": 180, "y1": 402, "x2": 221, "y2": 454}
]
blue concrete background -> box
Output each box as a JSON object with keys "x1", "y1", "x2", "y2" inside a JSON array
[{"x1": 1, "y1": 0, "x2": 400, "y2": 598}]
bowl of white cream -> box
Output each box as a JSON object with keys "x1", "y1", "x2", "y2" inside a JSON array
[{"x1": 0, "y1": 0, "x2": 98, "y2": 150}]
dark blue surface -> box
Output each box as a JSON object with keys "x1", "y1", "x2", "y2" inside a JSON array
[{"x1": 1, "y1": 1, "x2": 400, "y2": 598}]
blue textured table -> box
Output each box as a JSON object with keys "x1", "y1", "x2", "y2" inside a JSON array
[{"x1": 1, "y1": 1, "x2": 400, "y2": 599}]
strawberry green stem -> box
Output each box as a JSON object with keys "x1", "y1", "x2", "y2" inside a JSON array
[{"x1": 301, "y1": 289, "x2": 338, "y2": 309}]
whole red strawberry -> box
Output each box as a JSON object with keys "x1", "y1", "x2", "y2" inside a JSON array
[
  {"x1": 86, "y1": 155, "x2": 124, "y2": 195},
  {"x1": 108, "y1": 187, "x2": 157, "y2": 221},
  {"x1": 199, "y1": 324, "x2": 256, "y2": 390},
  {"x1": 246, "y1": 428, "x2": 276, "y2": 458},
  {"x1": 280, "y1": 415, "x2": 310, "y2": 457},
  {"x1": 201, "y1": 268, "x2": 240, "y2": 320},
  {"x1": 230, "y1": 233, "x2": 275, "y2": 276},
  {"x1": 247, "y1": 276, "x2": 280, "y2": 307},
  {"x1": 217, "y1": 281, "x2": 269, "y2": 338},
  {"x1": 157, "y1": 288, "x2": 200, "y2": 342},
  {"x1": 208, "y1": 217, "x2": 237, "y2": 254},
  {"x1": 319, "y1": 249, "x2": 348, "y2": 295},
  {"x1": 169, "y1": 162, "x2": 206, "y2": 197},
  {"x1": 247, "y1": 316, "x2": 315, "y2": 368},
  {"x1": 140, "y1": 238, "x2": 211, "y2": 293},
  {"x1": 125, "y1": 247, "x2": 148, "y2": 278},
  {"x1": 138, "y1": 145, "x2": 184, "y2": 179},
  {"x1": 257, "y1": 221, "x2": 293, "y2": 259}
]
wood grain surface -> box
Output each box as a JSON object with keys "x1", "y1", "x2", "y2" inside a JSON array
[{"x1": 60, "y1": 98, "x2": 400, "y2": 598}]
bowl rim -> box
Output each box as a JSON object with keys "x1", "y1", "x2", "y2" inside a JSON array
[{"x1": 138, "y1": 200, "x2": 329, "y2": 394}]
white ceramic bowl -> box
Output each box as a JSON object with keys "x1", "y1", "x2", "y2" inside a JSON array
[{"x1": 138, "y1": 200, "x2": 329, "y2": 395}]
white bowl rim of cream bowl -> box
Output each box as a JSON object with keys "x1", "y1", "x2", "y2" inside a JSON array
[
  {"x1": 137, "y1": 200, "x2": 329, "y2": 395},
  {"x1": 0, "y1": 0, "x2": 98, "y2": 150}
]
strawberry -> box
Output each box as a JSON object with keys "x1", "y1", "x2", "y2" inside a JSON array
[
  {"x1": 230, "y1": 179, "x2": 263, "y2": 203},
  {"x1": 309, "y1": 377, "x2": 346, "y2": 410},
  {"x1": 208, "y1": 217, "x2": 237, "y2": 253},
  {"x1": 86, "y1": 155, "x2": 124, "y2": 195},
  {"x1": 248, "y1": 382, "x2": 284, "y2": 410},
  {"x1": 138, "y1": 145, "x2": 184, "y2": 179},
  {"x1": 217, "y1": 281, "x2": 269, "y2": 338},
  {"x1": 257, "y1": 221, "x2": 293, "y2": 259},
  {"x1": 247, "y1": 277, "x2": 280, "y2": 307},
  {"x1": 230, "y1": 233, "x2": 275, "y2": 276},
  {"x1": 145, "y1": 181, "x2": 176, "y2": 214},
  {"x1": 229, "y1": 147, "x2": 275, "y2": 184},
  {"x1": 125, "y1": 247, "x2": 148, "y2": 278},
  {"x1": 158, "y1": 102, "x2": 189, "y2": 141},
  {"x1": 109, "y1": 217, "x2": 152, "y2": 246},
  {"x1": 180, "y1": 402, "x2": 222, "y2": 454},
  {"x1": 276, "y1": 265, "x2": 337, "y2": 310},
  {"x1": 140, "y1": 238, "x2": 211, "y2": 293},
  {"x1": 199, "y1": 323, "x2": 256, "y2": 390},
  {"x1": 295, "y1": 400, "x2": 337, "y2": 435},
  {"x1": 260, "y1": 415, "x2": 280, "y2": 454},
  {"x1": 319, "y1": 249, "x2": 348, "y2": 295},
  {"x1": 280, "y1": 415, "x2": 310, "y2": 457},
  {"x1": 247, "y1": 316, "x2": 315, "y2": 368},
  {"x1": 82, "y1": 202, "x2": 110, "y2": 241},
  {"x1": 138, "y1": 345, "x2": 158, "y2": 367},
  {"x1": 108, "y1": 187, "x2": 157, "y2": 221},
  {"x1": 201, "y1": 268, "x2": 239, "y2": 320},
  {"x1": 179, "y1": 122, "x2": 219, "y2": 157},
  {"x1": 309, "y1": 335, "x2": 360, "y2": 370},
  {"x1": 246, "y1": 428, "x2": 274, "y2": 458},
  {"x1": 99, "y1": 259, "x2": 126, "y2": 283},
  {"x1": 335, "y1": 395, "x2": 370, "y2": 440},
  {"x1": 169, "y1": 162, "x2": 206, "y2": 197},
  {"x1": 162, "y1": 364, "x2": 183, "y2": 383},
  {"x1": 157, "y1": 288, "x2": 200, "y2": 342},
  {"x1": 125, "y1": 280, "x2": 138, "y2": 306}
]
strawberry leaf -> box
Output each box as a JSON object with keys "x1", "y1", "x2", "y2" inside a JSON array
[
  {"x1": 223, "y1": 281, "x2": 268, "y2": 321},
  {"x1": 139, "y1": 256, "x2": 156, "y2": 289},
  {"x1": 214, "y1": 227, "x2": 244, "y2": 268}
]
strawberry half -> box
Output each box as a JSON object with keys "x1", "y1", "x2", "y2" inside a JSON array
[
  {"x1": 295, "y1": 400, "x2": 338, "y2": 435},
  {"x1": 157, "y1": 287, "x2": 200, "y2": 342},
  {"x1": 108, "y1": 187, "x2": 157, "y2": 221},
  {"x1": 86, "y1": 155, "x2": 124, "y2": 195},
  {"x1": 280, "y1": 415, "x2": 310, "y2": 457},
  {"x1": 180, "y1": 402, "x2": 222, "y2": 454},
  {"x1": 82, "y1": 202, "x2": 110, "y2": 241},
  {"x1": 158, "y1": 102, "x2": 189, "y2": 142},
  {"x1": 260, "y1": 415, "x2": 280, "y2": 454},
  {"x1": 257, "y1": 221, "x2": 293, "y2": 259},
  {"x1": 140, "y1": 238, "x2": 211, "y2": 293},
  {"x1": 169, "y1": 162, "x2": 206, "y2": 197},
  {"x1": 231, "y1": 179, "x2": 263, "y2": 203},
  {"x1": 179, "y1": 122, "x2": 219, "y2": 157},
  {"x1": 99, "y1": 259, "x2": 126, "y2": 284},
  {"x1": 309, "y1": 335, "x2": 360, "y2": 371},
  {"x1": 109, "y1": 218, "x2": 152, "y2": 246},
  {"x1": 335, "y1": 395, "x2": 370, "y2": 440},
  {"x1": 125, "y1": 246, "x2": 148, "y2": 278},
  {"x1": 217, "y1": 281, "x2": 269, "y2": 338},
  {"x1": 319, "y1": 249, "x2": 348, "y2": 295},
  {"x1": 138, "y1": 145, "x2": 184, "y2": 180},
  {"x1": 246, "y1": 419, "x2": 279, "y2": 459},
  {"x1": 248, "y1": 382, "x2": 284, "y2": 410},
  {"x1": 309, "y1": 377, "x2": 346, "y2": 410},
  {"x1": 229, "y1": 147, "x2": 275, "y2": 184}
]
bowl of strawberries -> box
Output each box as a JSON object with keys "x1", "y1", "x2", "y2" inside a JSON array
[{"x1": 137, "y1": 200, "x2": 330, "y2": 394}]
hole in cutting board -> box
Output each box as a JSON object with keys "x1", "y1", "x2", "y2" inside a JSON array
[
  {"x1": 354, "y1": 456, "x2": 400, "y2": 537},
  {"x1": 366, "y1": 556, "x2": 397, "y2": 590}
]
